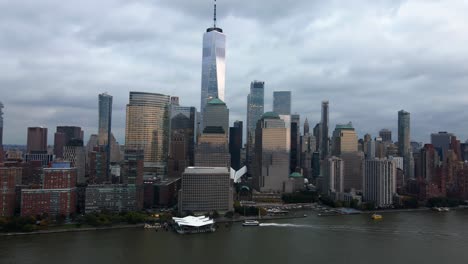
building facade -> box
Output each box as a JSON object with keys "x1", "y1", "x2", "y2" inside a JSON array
[
  {"x1": 363, "y1": 158, "x2": 397, "y2": 208},
  {"x1": 0, "y1": 167, "x2": 21, "y2": 217},
  {"x1": 125, "y1": 92, "x2": 171, "y2": 174},
  {"x1": 27, "y1": 127, "x2": 48, "y2": 153},
  {"x1": 202, "y1": 98, "x2": 229, "y2": 135},
  {"x1": 324, "y1": 156, "x2": 344, "y2": 194},
  {"x1": 229, "y1": 121, "x2": 243, "y2": 170},
  {"x1": 273, "y1": 91, "x2": 291, "y2": 115},
  {"x1": 331, "y1": 122, "x2": 358, "y2": 156},
  {"x1": 195, "y1": 127, "x2": 230, "y2": 168},
  {"x1": 179, "y1": 167, "x2": 233, "y2": 213},
  {"x1": 321, "y1": 101, "x2": 329, "y2": 159}
]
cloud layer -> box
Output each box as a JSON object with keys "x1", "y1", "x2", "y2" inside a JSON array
[{"x1": 1, "y1": 0, "x2": 468, "y2": 145}]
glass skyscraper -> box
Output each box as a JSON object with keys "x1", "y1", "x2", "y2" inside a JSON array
[
  {"x1": 0, "y1": 102, "x2": 4, "y2": 147},
  {"x1": 246, "y1": 81, "x2": 264, "y2": 173},
  {"x1": 200, "y1": 3, "x2": 226, "y2": 124},
  {"x1": 398, "y1": 110, "x2": 410, "y2": 156},
  {"x1": 125, "y1": 92, "x2": 171, "y2": 171},
  {"x1": 98, "y1": 93, "x2": 113, "y2": 146},
  {"x1": 321, "y1": 101, "x2": 330, "y2": 159},
  {"x1": 273, "y1": 91, "x2": 291, "y2": 115}
]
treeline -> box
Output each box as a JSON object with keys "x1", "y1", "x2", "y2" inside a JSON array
[{"x1": 76, "y1": 211, "x2": 148, "y2": 227}]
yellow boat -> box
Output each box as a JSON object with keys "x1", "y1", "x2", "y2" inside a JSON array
[{"x1": 371, "y1": 214, "x2": 383, "y2": 220}]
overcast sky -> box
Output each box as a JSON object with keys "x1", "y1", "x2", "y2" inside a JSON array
[{"x1": 1, "y1": 0, "x2": 468, "y2": 145}]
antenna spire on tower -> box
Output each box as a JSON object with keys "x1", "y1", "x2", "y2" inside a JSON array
[{"x1": 213, "y1": 0, "x2": 217, "y2": 27}]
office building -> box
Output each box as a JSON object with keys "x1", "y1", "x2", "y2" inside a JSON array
[
  {"x1": 195, "y1": 127, "x2": 230, "y2": 168},
  {"x1": 363, "y1": 158, "x2": 397, "y2": 208},
  {"x1": 331, "y1": 122, "x2": 358, "y2": 156},
  {"x1": 88, "y1": 146, "x2": 108, "y2": 184},
  {"x1": 431, "y1": 131, "x2": 454, "y2": 162},
  {"x1": 341, "y1": 152, "x2": 365, "y2": 191},
  {"x1": 290, "y1": 114, "x2": 300, "y2": 173},
  {"x1": 323, "y1": 156, "x2": 344, "y2": 194},
  {"x1": 0, "y1": 167, "x2": 21, "y2": 217},
  {"x1": 85, "y1": 184, "x2": 142, "y2": 213},
  {"x1": 253, "y1": 112, "x2": 289, "y2": 192},
  {"x1": 379, "y1": 129, "x2": 392, "y2": 143},
  {"x1": 27, "y1": 127, "x2": 48, "y2": 153},
  {"x1": 125, "y1": 92, "x2": 171, "y2": 174},
  {"x1": 398, "y1": 110, "x2": 410, "y2": 156},
  {"x1": 313, "y1": 123, "x2": 322, "y2": 152},
  {"x1": 321, "y1": 101, "x2": 329, "y2": 159},
  {"x1": 63, "y1": 140, "x2": 86, "y2": 184},
  {"x1": 200, "y1": 2, "x2": 226, "y2": 124},
  {"x1": 229, "y1": 121, "x2": 243, "y2": 170},
  {"x1": 98, "y1": 93, "x2": 113, "y2": 180},
  {"x1": 246, "y1": 81, "x2": 265, "y2": 174},
  {"x1": 178, "y1": 167, "x2": 233, "y2": 213},
  {"x1": 0, "y1": 102, "x2": 3, "y2": 163},
  {"x1": 202, "y1": 98, "x2": 229, "y2": 135},
  {"x1": 121, "y1": 149, "x2": 144, "y2": 185},
  {"x1": 54, "y1": 126, "x2": 83, "y2": 158},
  {"x1": 273, "y1": 91, "x2": 292, "y2": 115}
]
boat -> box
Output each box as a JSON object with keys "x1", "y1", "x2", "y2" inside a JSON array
[
  {"x1": 442, "y1": 207, "x2": 450, "y2": 212},
  {"x1": 371, "y1": 214, "x2": 383, "y2": 220},
  {"x1": 172, "y1": 216, "x2": 216, "y2": 234},
  {"x1": 242, "y1": 220, "x2": 260, "y2": 226},
  {"x1": 144, "y1": 223, "x2": 161, "y2": 229}
]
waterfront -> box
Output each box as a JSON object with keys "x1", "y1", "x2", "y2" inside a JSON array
[{"x1": 1, "y1": 210, "x2": 468, "y2": 264}]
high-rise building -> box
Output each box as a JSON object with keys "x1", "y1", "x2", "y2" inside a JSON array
[
  {"x1": 431, "y1": 131, "x2": 454, "y2": 162},
  {"x1": 253, "y1": 112, "x2": 289, "y2": 192},
  {"x1": 313, "y1": 123, "x2": 322, "y2": 153},
  {"x1": 341, "y1": 152, "x2": 365, "y2": 191},
  {"x1": 98, "y1": 93, "x2": 113, "y2": 180},
  {"x1": 229, "y1": 121, "x2": 243, "y2": 170},
  {"x1": 323, "y1": 156, "x2": 344, "y2": 195},
  {"x1": 331, "y1": 122, "x2": 358, "y2": 156},
  {"x1": 398, "y1": 110, "x2": 410, "y2": 156},
  {"x1": 54, "y1": 126, "x2": 83, "y2": 158},
  {"x1": 321, "y1": 101, "x2": 329, "y2": 159},
  {"x1": 125, "y1": 92, "x2": 171, "y2": 173},
  {"x1": 202, "y1": 98, "x2": 229, "y2": 135},
  {"x1": 0, "y1": 167, "x2": 21, "y2": 217},
  {"x1": 290, "y1": 114, "x2": 300, "y2": 173},
  {"x1": 178, "y1": 167, "x2": 233, "y2": 213},
  {"x1": 63, "y1": 140, "x2": 86, "y2": 184},
  {"x1": 363, "y1": 158, "x2": 397, "y2": 208},
  {"x1": 168, "y1": 105, "x2": 196, "y2": 178},
  {"x1": 398, "y1": 110, "x2": 413, "y2": 179},
  {"x1": 273, "y1": 91, "x2": 292, "y2": 115},
  {"x1": 195, "y1": 127, "x2": 230, "y2": 168},
  {"x1": 379, "y1": 129, "x2": 392, "y2": 143},
  {"x1": 246, "y1": 81, "x2": 265, "y2": 175},
  {"x1": 27, "y1": 127, "x2": 48, "y2": 153},
  {"x1": 304, "y1": 118, "x2": 310, "y2": 135},
  {"x1": 200, "y1": 1, "x2": 226, "y2": 124}
]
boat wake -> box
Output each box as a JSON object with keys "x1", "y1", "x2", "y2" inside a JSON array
[{"x1": 258, "y1": 223, "x2": 460, "y2": 238}]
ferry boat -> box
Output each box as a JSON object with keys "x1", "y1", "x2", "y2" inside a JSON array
[
  {"x1": 242, "y1": 220, "x2": 260, "y2": 226},
  {"x1": 432, "y1": 207, "x2": 450, "y2": 212},
  {"x1": 371, "y1": 214, "x2": 383, "y2": 220},
  {"x1": 172, "y1": 216, "x2": 216, "y2": 234}
]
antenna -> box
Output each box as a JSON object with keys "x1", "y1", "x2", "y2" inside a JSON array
[{"x1": 213, "y1": 0, "x2": 217, "y2": 27}]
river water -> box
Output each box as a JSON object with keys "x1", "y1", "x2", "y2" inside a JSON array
[{"x1": 1, "y1": 210, "x2": 468, "y2": 264}]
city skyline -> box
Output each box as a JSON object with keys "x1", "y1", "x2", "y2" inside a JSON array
[{"x1": 1, "y1": 1, "x2": 468, "y2": 144}]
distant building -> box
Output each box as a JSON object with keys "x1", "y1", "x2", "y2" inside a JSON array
[
  {"x1": 398, "y1": 110, "x2": 413, "y2": 179},
  {"x1": 341, "y1": 152, "x2": 365, "y2": 191},
  {"x1": 273, "y1": 91, "x2": 291, "y2": 115},
  {"x1": 321, "y1": 101, "x2": 329, "y2": 159},
  {"x1": 88, "y1": 146, "x2": 108, "y2": 184},
  {"x1": 85, "y1": 184, "x2": 142, "y2": 213},
  {"x1": 379, "y1": 129, "x2": 392, "y2": 143},
  {"x1": 27, "y1": 127, "x2": 48, "y2": 153},
  {"x1": 331, "y1": 122, "x2": 358, "y2": 156},
  {"x1": 253, "y1": 112, "x2": 289, "y2": 192},
  {"x1": 246, "y1": 81, "x2": 265, "y2": 176},
  {"x1": 21, "y1": 166, "x2": 77, "y2": 217},
  {"x1": 121, "y1": 149, "x2": 144, "y2": 185},
  {"x1": 0, "y1": 167, "x2": 22, "y2": 217},
  {"x1": 323, "y1": 156, "x2": 344, "y2": 195},
  {"x1": 290, "y1": 114, "x2": 300, "y2": 173},
  {"x1": 63, "y1": 142, "x2": 86, "y2": 184},
  {"x1": 431, "y1": 132, "x2": 454, "y2": 162},
  {"x1": 125, "y1": 92, "x2": 171, "y2": 174},
  {"x1": 98, "y1": 93, "x2": 113, "y2": 180},
  {"x1": 202, "y1": 98, "x2": 229, "y2": 136},
  {"x1": 195, "y1": 127, "x2": 230, "y2": 168},
  {"x1": 143, "y1": 178, "x2": 180, "y2": 209},
  {"x1": 178, "y1": 167, "x2": 233, "y2": 213},
  {"x1": 363, "y1": 158, "x2": 397, "y2": 208},
  {"x1": 54, "y1": 126, "x2": 83, "y2": 158},
  {"x1": 229, "y1": 121, "x2": 243, "y2": 170}
]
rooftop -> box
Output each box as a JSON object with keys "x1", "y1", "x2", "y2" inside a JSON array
[
  {"x1": 335, "y1": 122, "x2": 354, "y2": 130},
  {"x1": 207, "y1": 98, "x2": 226, "y2": 105},
  {"x1": 184, "y1": 167, "x2": 229, "y2": 174},
  {"x1": 289, "y1": 172, "x2": 303, "y2": 178},
  {"x1": 173, "y1": 216, "x2": 214, "y2": 227},
  {"x1": 262, "y1": 111, "x2": 280, "y2": 120}
]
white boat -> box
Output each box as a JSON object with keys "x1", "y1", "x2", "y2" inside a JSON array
[
  {"x1": 242, "y1": 220, "x2": 260, "y2": 226},
  {"x1": 144, "y1": 223, "x2": 161, "y2": 229}
]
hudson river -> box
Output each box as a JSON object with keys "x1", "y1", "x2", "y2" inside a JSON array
[{"x1": 2, "y1": 210, "x2": 468, "y2": 264}]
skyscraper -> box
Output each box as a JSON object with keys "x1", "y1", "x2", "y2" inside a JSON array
[
  {"x1": 323, "y1": 156, "x2": 344, "y2": 195},
  {"x1": 202, "y1": 98, "x2": 229, "y2": 135},
  {"x1": 0, "y1": 102, "x2": 3, "y2": 148},
  {"x1": 273, "y1": 91, "x2": 292, "y2": 115},
  {"x1": 363, "y1": 158, "x2": 397, "y2": 208},
  {"x1": 195, "y1": 126, "x2": 230, "y2": 168},
  {"x1": 398, "y1": 110, "x2": 410, "y2": 156},
  {"x1": 98, "y1": 93, "x2": 113, "y2": 146},
  {"x1": 304, "y1": 118, "x2": 310, "y2": 135},
  {"x1": 253, "y1": 112, "x2": 289, "y2": 192},
  {"x1": 431, "y1": 131, "x2": 454, "y2": 162},
  {"x1": 379, "y1": 129, "x2": 392, "y2": 143},
  {"x1": 27, "y1": 127, "x2": 48, "y2": 153},
  {"x1": 54, "y1": 126, "x2": 83, "y2": 158},
  {"x1": 229, "y1": 121, "x2": 243, "y2": 170},
  {"x1": 290, "y1": 114, "x2": 300, "y2": 173},
  {"x1": 321, "y1": 101, "x2": 330, "y2": 159},
  {"x1": 246, "y1": 81, "x2": 265, "y2": 174},
  {"x1": 331, "y1": 122, "x2": 358, "y2": 156},
  {"x1": 200, "y1": 1, "x2": 226, "y2": 123},
  {"x1": 125, "y1": 92, "x2": 171, "y2": 173}
]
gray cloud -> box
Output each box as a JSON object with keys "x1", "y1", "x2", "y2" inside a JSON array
[{"x1": 1, "y1": 0, "x2": 468, "y2": 145}]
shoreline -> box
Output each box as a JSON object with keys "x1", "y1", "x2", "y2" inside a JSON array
[{"x1": 0, "y1": 224, "x2": 144, "y2": 237}]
